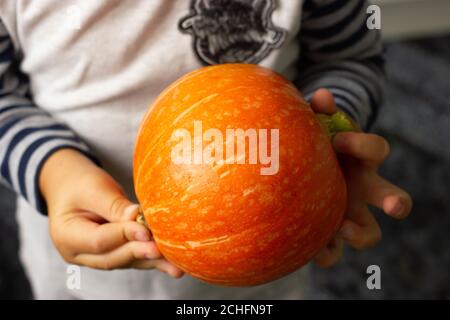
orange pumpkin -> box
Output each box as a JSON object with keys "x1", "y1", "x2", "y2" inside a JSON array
[{"x1": 134, "y1": 64, "x2": 348, "y2": 286}]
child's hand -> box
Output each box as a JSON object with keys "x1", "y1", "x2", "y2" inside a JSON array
[
  {"x1": 39, "y1": 148, "x2": 183, "y2": 277},
  {"x1": 309, "y1": 89, "x2": 413, "y2": 267}
]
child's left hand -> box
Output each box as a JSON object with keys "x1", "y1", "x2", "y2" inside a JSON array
[{"x1": 309, "y1": 89, "x2": 413, "y2": 267}]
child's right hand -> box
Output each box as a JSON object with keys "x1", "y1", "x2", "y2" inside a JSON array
[{"x1": 39, "y1": 148, "x2": 183, "y2": 278}]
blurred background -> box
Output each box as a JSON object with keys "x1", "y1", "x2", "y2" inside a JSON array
[{"x1": 1, "y1": 0, "x2": 450, "y2": 299}]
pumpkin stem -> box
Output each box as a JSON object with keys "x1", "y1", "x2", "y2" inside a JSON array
[
  {"x1": 136, "y1": 206, "x2": 148, "y2": 227},
  {"x1": 316, "y1": 111, "x2": 358, "y2": 139}
]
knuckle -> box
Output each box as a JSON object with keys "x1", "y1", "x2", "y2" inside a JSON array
[
  {"x1": 91, "y1": 236, "x2": 106, "y2": 254},
  {"x1": 149, "y1": 242, "x2": 162, "y2": 259},
  {"x1": 98, "y1": 258, "x2": 114, "y2": 271},
  {"x1": 353, "y1": 240, "x2": 370, "y2": 250},
  {"x1": 317, "y1": 255, "x2": 338, "y2": 268},
  {"x1": 61, "y1": 253, "x2": 76, "y2": 265},
  {"x1": 122, "y1": 222, "x2": 135, "y2": 241},
  {"x1": 93, "y1": 256, "x2": 117, "y2": 271},
  {"x1": 130, "y1": 242, "x2": 146, "y2": 260},
  {"x1": 373, "y1": 227, "x2": 383, "y2": 244},
  {"x1": 354, "y1": 231, "x2": 382, "y2": 250},
  {"x1": 109, "y1": 196, "x2": 125, "y2": 220}
]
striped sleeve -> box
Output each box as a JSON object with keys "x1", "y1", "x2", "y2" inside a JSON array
[
  {"x1": 297, "y1": 0, "x2": 385, "y2": 130},
  {"x1": 0, "y1": 20, "x2": 100, "y2": 215}
]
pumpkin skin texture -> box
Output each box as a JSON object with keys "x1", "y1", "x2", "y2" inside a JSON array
[{"x1": 133, "y1": 64, "x2": 347, "y2": 287}]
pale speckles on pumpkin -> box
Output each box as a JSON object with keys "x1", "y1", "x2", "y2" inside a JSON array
[
  {"x1": 185, "y1": 183, "x2": 198, "y2": 193},
  {"x1": 282, "y1": 192, "x2": 292, "y2": 199},
  {"x1": 317, "y1": 200, "x2": 326, "y2": 210},
  {"x1": 188, "y1": 199, "x2": 199, "y2": 209},
  {"x1": 214, "y1": 221, "x2": 225, "y2": 227},
  {"x1": 265, "y1": 232, "x2": 280, "y2": 242},
  {"x1": 285, "y1": 249, "x2": 297, "y2": 257},
  {"x1": 194, "y1": 223, "x2": 203, "y2": 232},
  {"x1": 185, "y1": 235, "x2": 230, "y2": 249},
  {"x1": 219, "y1": 170, "x2": 231, "y2": 179},
  {"x1": 287, "y1": 104, "x2": 300, "y2": 111},
  {"x1": 242, "y1": 187, "x2": 256, "y2": 197},
  {"x1": 299, "y1": 168, "x2": 311, "y2": 182},
  {"x1": 154, "y1": 237, "x2": 187, "y2": 250},
  {"x1": 315, "y1": 140, "x2": 327, "y2": 153},
  {"x1": 172, "y1": 86, "x2": 181, "y2": 99},
  {"x1": 174, "y1": 211, "x2": 183, "y2": 217},
  {"x1": 281, "y1": 109, "x2": 290, "y2": 117},
  {"x1": 144, "y1": 206, "x2": 170, "y2": 216},
  {"x1": 172, "y1": 93, "x2": 219, "y2": 125},
  {"x1": 258, "y1": 192, "x2": 274, "y2": 205},
  {"x1": 222, "y1": 193, "x2": 235, "y2": 203},
  {"x1": 253, "y1": 100, "x2": 262, "y2": 108},
  {"x1": 201, "y1": 111, "x2": 209, "y2": 118},
  {"x1": 200, "y1": 205, "x2": 214, "y2": 216},
  {"x1": 242, "y1": 103, "x2": 252, "y2": 110}
]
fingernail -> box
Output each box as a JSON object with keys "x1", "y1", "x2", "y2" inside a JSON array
[
  {"x1": 339, "y1": 225, "x2": 353, "y2": 239},
  {"x1": 135, "y1": 231, "x2": 150, "y2": 242},
  {"x1": 390, "y1": 201, "x2": 404, "y2": 216},
  {"x1": 124, "y1": 204, "x2": 140, "y2": 218}
]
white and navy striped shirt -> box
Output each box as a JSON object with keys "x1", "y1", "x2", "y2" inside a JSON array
[{"x1": 0, "y1": 0, "x2": 383, "y2": 215}]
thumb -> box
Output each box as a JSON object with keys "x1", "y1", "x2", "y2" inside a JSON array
[
  {"x1": 78, "y1": 170, "x2": 140, "y2": 222},
  {"x1": 106, "y1": 196, "x2": 140, "y2": 222},
  {"x1": 310, "y1": 88, "x2": 338, "y2": 115}
]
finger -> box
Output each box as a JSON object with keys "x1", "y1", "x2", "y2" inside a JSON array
[
  {"x1": 313, "y1": 236, "x2": 343, "y2": 268},
  {"x1": 76, "y1": 169, "x2": 140, "y2": 222},
  {"x1": 102, "y1": 195, "x2": 140, "y2": 222},
  {"x1": 132, "y1": 259, "x2": 185, "y2": 278},
  {"x1": 74, "y1": 241, "x2": 162, "y2": 270},
  {"x1": 333, "y1": 132, "x2": 390, "y2": 166},
  {"x1": 362, "y1": 174, "x2": 413, "y2": 219},
  {"x1": 58, "y1": 215, "x2": 152, "y2": 255},
  {"x1": 310, "y1": 88, "x2": 338, "y2": 114},
  {"x1": 339, "y1": 206, "x2": 382, "y2": 250}
]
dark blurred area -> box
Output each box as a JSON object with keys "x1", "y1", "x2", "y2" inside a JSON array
[{"x1": 1, "y1": 35, "x2": 450, "y2": 300}]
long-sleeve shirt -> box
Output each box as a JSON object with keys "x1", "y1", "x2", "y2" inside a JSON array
[{"x1": 0, "y1": 0, "x2": 384, "y2": 215}]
